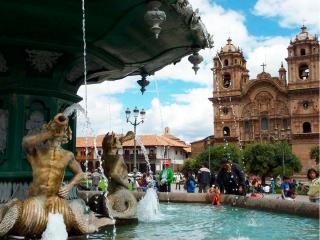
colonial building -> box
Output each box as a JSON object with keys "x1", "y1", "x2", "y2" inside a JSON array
[
  {"x1": 206, "y1": 26, "x2": 319, "y2": 172},
  {"x1": 76, "y1": 135, "x2": 104, "y2": 172},
  {"x1": 122, "y1": 127, "x2": 191, "y2": 173},
  {"x1": 76, "y1": 128, "x2": 191, "y2": 173}
]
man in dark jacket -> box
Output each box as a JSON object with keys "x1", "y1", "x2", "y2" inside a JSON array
[
  {"x1": 198, "y1": 163, "x2": 211, "y2": 193},
  {"x1": 217, "y1": 160, "x2": 246, "y2": 196}
]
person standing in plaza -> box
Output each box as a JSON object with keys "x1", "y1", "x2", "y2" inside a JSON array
[
  {"x1": 280, "y1": 176, "x2": 290, "y2": 199},
  {"x1": 270, "y1": 178, "x2": 276, "y2": 194},
  {"x1": 217, "y1": 159, "x2": 246, "y2": 196},
  {"x1": 158, "y1": 160, "x2": 174, "y2": 192},
  {"x1": 186, "y1": 171, "x2": 196, "y2": 193},
  {"x1": 197, "y1": 163, "x2": 211, "y2": 193},
  {"x1": 306, "y1": 168, "x2": 320, "y2": 203}
]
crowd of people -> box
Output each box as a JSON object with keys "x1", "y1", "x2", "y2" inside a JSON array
[{"x1": 81, "y1": 160, "x2": 319, "y2": 204}]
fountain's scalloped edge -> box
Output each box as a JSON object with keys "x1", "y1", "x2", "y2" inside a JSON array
[{"x1": 132, "y1": 192, "x2": 319, "y2": 219}]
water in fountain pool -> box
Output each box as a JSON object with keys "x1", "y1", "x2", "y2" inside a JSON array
[{"x1": 85, "y1": 203, "x2": 319, "y2": 240}]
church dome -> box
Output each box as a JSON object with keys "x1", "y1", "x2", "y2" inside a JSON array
[
  {"x1": 293, "y1": 25, "x2": 315, "y2": 42},
  {"x1": 221, "y1": 38, "x2": 239, "y2": 53}
]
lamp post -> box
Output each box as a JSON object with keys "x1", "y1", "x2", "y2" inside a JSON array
[
  {"x1": 274, "y1": 125, "x2": 291, "y2": 177},
  {"x1": 125, "y1": 107, "x2": 146, "y2": 190}
]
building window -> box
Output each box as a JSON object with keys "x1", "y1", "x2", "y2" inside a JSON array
[
  {"x1": 244, "y1": 121, "x2": 250, "y2": 131},
  {"x1": 303, "y1": 122, "x2": 311, "y2": 133},
  {"x1": 261, "y1": 117, "x2": 269, "y2": 130},
  {"x1": 303, "y1": 101, "x2": 309, "y2": 109},
  {"x1": 223, "y1": 73, "x2": 231, "y2": 88},
  {"x1": 124, "y1": 150, "x2": 130, "y2": 155},
  {"x1": 150, "y1": 149, "x2": 154, "y2": 154},
  {"x1": 234, "y1": 59, "x2": 238, "y2": 64},
  {"x1": 299, "y1": 64, "x2": 309, "y2": 80},
  {"x1": 300, "y1": 49, "x2": 306, "y2": 56},
  {"x1": 223, "y1": 126, "x2": 230, "y2": 136},
  {"x1": 282, "y1": 119, "x2": 288, "y2": 129},
  {"x1": 222, "y1": 107, "x2": 229, "y2": 115},
  {"x1": 224, "y1": 59, "x2": 229, "y2": 66}
]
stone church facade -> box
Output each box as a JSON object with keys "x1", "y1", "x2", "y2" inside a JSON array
[{"x1": 209, "y1": 26, "x2": 319, "y2": 172}]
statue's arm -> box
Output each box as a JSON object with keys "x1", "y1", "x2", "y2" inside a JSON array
[
  {"x1": 22, "y1": 130, "x2": 52, "y2": 154},
  {"x1": 67, "y1": 155, "x2": 85, "y2": 187},
  {"x1": 59, "y1": 154, "x2": 85, "y2": 198}
]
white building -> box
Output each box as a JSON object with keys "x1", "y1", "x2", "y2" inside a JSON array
[{"x1": 122, "y1": 128, "x2": 191, "y2": 173}]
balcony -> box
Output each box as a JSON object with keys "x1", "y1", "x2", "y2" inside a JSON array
[{"x1": 123, "y1": 153, "x2": 157, "y2": 161}]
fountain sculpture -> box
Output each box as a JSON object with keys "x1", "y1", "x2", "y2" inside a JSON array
[
  {"x1": 101, "y1": 131, "x2": 138, "y2": 219},
  {"x1": 0, "y1": 113, "x2": 113, "y2": 238}
]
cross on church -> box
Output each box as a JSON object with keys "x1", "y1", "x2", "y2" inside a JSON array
[{"x1": 261, "y1": 63, "x2": 266, "y2": 72}]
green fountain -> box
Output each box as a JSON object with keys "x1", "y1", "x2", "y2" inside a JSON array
[
  {"x1": 0, "y1": 0, "x2": 212, "y2": 182},
  {"x1": 0, "y1": 0, "x2": 212, "y2": 238}
]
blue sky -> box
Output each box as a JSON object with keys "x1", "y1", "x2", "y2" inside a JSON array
[{"x1": 77, "y1": 0, "x2": 320, "y2": 143}]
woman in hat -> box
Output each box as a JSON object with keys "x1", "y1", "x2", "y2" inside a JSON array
[{"x1": 158, "y1": 160, "x2": 174, "y2": 192}]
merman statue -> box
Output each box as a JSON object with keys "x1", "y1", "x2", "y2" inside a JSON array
[
  {"x1": 101, "y1": 131, "x2": 138, "y2": 219},
  {"x1": 0, "y1": 113, "x2": 113, "y2": 238}
]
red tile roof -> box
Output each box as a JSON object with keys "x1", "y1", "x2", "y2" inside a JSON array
[
  {"x1": 76, "y1": 134, "x2": 105, "y2": 148},
  {"x1": 76, "y1": 133, "x2": 191, "y2": 150}
]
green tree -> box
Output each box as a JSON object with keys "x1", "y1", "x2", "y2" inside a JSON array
[
  {"x1": 180, "y1": 158, "x2": 199, "y2": 175},
  {"x1": 243, "y1": 143, "x2": 276, "y2": 184},
  {"x1": 273, "y1": 141, "x2": 302, "y2": 177},
  {"x1": 196, "y1": 143, "x2": 242, "y2": 172},
  {"x1": 310, "y1": 145, "x2": 320, "y2": 164},
  {"x1": 243, "y1": 142, "x2": 302, "y2": 183}
]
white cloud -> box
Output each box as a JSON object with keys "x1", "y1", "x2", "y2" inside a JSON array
[
  {"x1": 76, "y1": 77, "x2": 137, "y2": 137},
  {"x1": 139, "y1": 88, "x2": 213, "y2": 143},
  {"x1": 253, "y1": 0, "x2": 320, "y2": 32},
  {"x1": 246, "y1": 36, "x2": 289, "y2": 78}
]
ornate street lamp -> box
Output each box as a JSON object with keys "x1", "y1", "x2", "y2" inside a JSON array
[
  {"x1": 144, "y1": 0, "x2": 166, "y2": 39},
  {"x1": 125, "y1": 107, "x2": 146, "y2": 190}
]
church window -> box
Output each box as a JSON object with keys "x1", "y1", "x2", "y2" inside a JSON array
[
  {"x1": 223, "y1": 127, "x2": 230, "y2": 136},
  {"x1": 303, "y1": 101, "x2": 309, "y2": 109},
  {"x1": 282, "y1": 119, "x2": 288, "y2": 129},
  {"x1": 300, "y1": 49, "x2": 306, "y2": 56},
  {"x1": 223, "y1": 73, "x2": 231, "y2": 88},
  {"x1": 299, "y1": 64, "x2": 309, "y2": 80},
  {"x1": 261, "y1": 117, "x2": 269, "y2": 130},
  {"x1": 303, "y1": 122, "x2": 311, "y2": 133},
  {"x1": 224, "y1": 59, "x2": 229, "y2": 66},
  {"x1": 245, "y1": 121, "x2": 250, "y2": 132},
  {"x1": 222, "y1": 107, "x2": 229, "y2": 115},
  {"x1": 234, "y1": 59, "x2": 238, "y2": 64}
]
